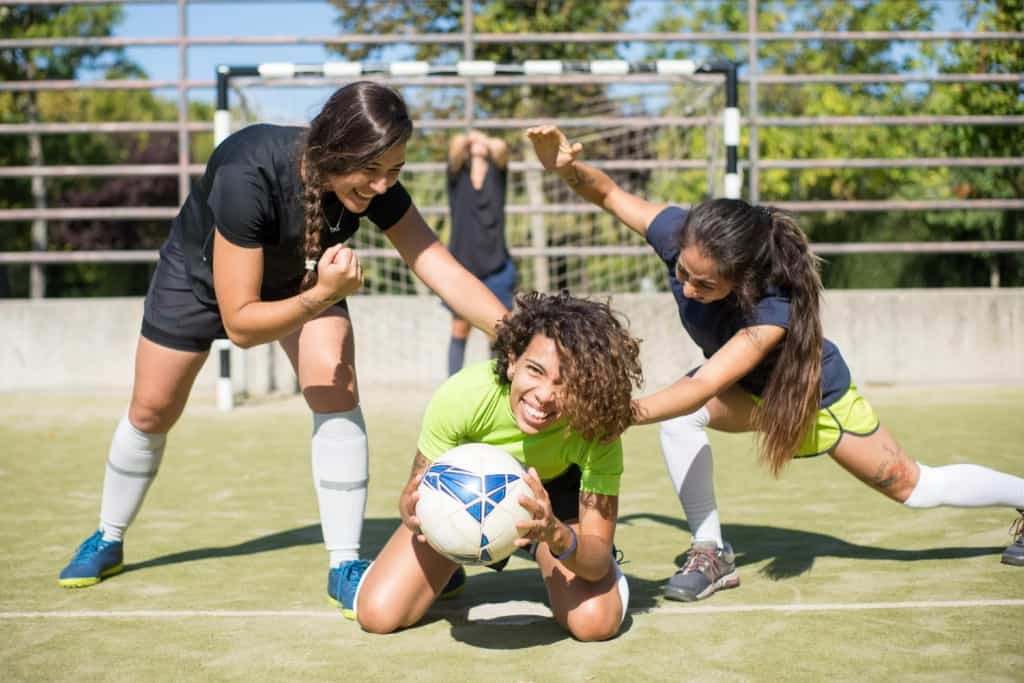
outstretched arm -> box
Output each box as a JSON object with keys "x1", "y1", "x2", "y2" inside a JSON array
[
  {"x1": 385, "y1": 203, "x2": 507, "y2": 339},
  {"x1": 526, "y1": 125, "x2": 667, "y2": 238},
  {"x1": 632, "y1": 324, "x2": 787, "y2": 425}
]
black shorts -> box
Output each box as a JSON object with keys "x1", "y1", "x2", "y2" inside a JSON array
[
  {"x1": 544, "y1": 464, "x2": 583, "y2": 524},
  {"x1": 141, "y1": 239, "x2": 347, "y2": 353},
  {"x1": 484, "y1": 464, "x2": 582, "y2": 572}
]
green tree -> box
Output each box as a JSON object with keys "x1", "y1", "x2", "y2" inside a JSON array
[
  {"x1": 0, "y1": 4, "x2": 213, "y2": 297},
  {"x1": 651, "y1": 0, "x2": 1021, "y2": 288}
]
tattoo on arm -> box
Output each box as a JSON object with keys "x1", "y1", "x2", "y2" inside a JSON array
[
  {"x1": 410, "y1": 452, "x2": 430, "y2": 479},
  {"x1": 579, "y1": 491, "x2": 614, "y2": 518},
  {"x1": 870, "y1": 442, "x2": 911, "y2": 490}
]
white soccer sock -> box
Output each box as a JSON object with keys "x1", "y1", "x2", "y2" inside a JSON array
[
  {"x1": 99, "y1": 414, "x2": 166, "y2": 542},
  {"x1": 904, "y1": 462, "x2": 1024, "y2": 509},
  {"x1": 660, "y1": 407, "x2": 723, "y2": 547},
  {"x1": 313, "y1": 408, "x2": 369, "y2": 568}
]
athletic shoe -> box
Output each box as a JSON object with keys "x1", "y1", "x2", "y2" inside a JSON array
[
  {"x1": 663, "y1": 540, "x2": 740, "y2": 602},
  {"x1": 439, "y1": 565, "x2": 466, "y2": 600},
  {"x1": 1001, "y1": 509, "x2": 1024, "y2": 567},
  {"x1": 58, "y1": 530, "x2": 124, "y2": 588},
  {"x1": 327, "y1": 559, "x2": 370, "y2": 620}
]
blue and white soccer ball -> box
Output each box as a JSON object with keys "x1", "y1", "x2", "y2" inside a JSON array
[{"x1": 416, "y1": 443, "x2": 535, "y2": 566}]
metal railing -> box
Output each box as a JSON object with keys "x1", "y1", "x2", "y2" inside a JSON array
[{"x1": 2, "y1": 0, "x2": 1023, "y2": 295}]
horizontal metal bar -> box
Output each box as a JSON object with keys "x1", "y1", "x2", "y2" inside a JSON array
[
  {"x1": 7, "y1": 156, "x2": 1021, "y2": 180},
  {"x1": 774, "y1": 199, "x2": 1024, "y2": 212},
  {"x1": 754, "y1": 115, "x2": 1024, "y2": 127},
  {"x1": 8, "y1": 70, "x2": 1020, "y2": 92},
  {"x1": 4, "y1": 240, "x2": 1023, "y2": 265},
  {"x1": 2, "y1": 30, "x2": 1021, "y2": 48},
  {"x1": 0, "y1": 164, "x2": 206, "y2": 178},
  {"x1": 811, "y1": 241, "x2": 1024, "y2": 254},
  {"x1": 0, "y1": 159, "x2": 713, "y2": 178},
  {"x1": 0, "y1": 122, "x2": 212, "y2": 135},
  {"x1": 754, "y1": 73, "x2": 1023, "y2": 84},
  {"x1": 758, "y1": 158, "x2": 1024, "y2": 170},
  {"x1": 0, "y1": 250, "x2": 160, "y2": 264},
  {"x1": 3, "y1": 198, "x2": 1023, "y2": 223}
]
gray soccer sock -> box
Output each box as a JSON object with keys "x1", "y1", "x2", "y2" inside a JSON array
[
  {"x1": 447, "y1": 337, "x2": 468, "y2": 376},
  {"x1": 660, "y1": 407, "x2": 723, "y2": 547},
  {"x1": 904, "y1": 462, "x2": 1024, "y2": 508},
  {"x1": 313, "y1": 408, "x2": 369, "y2": 567},
  {"x1": 99, "y1": 414, "x2": 166, "y2": 542}
]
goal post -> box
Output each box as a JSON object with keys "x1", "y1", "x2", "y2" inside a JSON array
[{"x1": 211, "y1": 59, "x2": 739, "y2": 410}]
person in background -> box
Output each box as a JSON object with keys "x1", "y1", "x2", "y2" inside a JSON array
[{"x1": 445, "y1": 130, "x2": 516, "y2": 375}]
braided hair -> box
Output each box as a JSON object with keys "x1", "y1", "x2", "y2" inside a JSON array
[{"x1": 298, "y1": 81, "x2": 413, "y2": 291}]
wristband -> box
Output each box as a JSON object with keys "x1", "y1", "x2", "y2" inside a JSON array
[{"x1": 553, "y1": 525, "x2": 578, "y2": 561}]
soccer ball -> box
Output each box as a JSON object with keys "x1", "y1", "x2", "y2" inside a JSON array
[{"x1": 416, "y1": 443, "x2": 535, "y2": 566}]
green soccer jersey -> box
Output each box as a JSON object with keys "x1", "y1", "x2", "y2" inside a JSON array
[{"x1": 417, "y1": 360, "x2": 623, "y2": 496}]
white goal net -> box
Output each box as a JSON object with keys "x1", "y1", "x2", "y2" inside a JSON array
[{"x1": 226, "y1": 71, "x2": 727, "y2": 297}]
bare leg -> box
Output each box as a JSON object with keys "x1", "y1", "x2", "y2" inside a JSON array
[
  {"x1": 540, "y1": 523, "x2": 627, "y2": 642},
  {"x1": 281, "y1": 307, "x2": 367, "y2": 570},
  {"x1": 356, "y1": 524, "x2": 460, "y2": 633}
]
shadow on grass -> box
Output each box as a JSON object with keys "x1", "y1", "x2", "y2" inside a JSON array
[
  {"x1": 618, "y1": 512, "x2": 1006, "y2": 581},
  {"x1": 122, "y1": 518, "x2": 401, "y2": 574},
  {"x1": 124, "y1": 517, "x2": 641, "y2": 647}
]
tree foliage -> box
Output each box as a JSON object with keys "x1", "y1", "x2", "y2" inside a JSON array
[{"x1": 652, "y1": 0, "x2": 1022, "y2": 288}]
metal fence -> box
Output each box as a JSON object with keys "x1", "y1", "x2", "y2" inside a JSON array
[{"x1": 2, "y1": 0, "x2": 1023, "y2": 297}]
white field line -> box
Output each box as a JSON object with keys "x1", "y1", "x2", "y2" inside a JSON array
[{"x1": 3, "y1": 599, "x2": 1023, "y2": 619}]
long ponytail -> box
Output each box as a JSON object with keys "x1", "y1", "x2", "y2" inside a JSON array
[{"x1": 750, "y1": 208, "x2": 824, "y2": 476}]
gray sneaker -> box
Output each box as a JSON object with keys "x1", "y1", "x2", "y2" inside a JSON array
[
  {"x1": 664, "y1": 540, "x2": 740, "y2": 602},
  {"x1": 1001, "y1": 509, "x2": 1024, "y2": 567}
]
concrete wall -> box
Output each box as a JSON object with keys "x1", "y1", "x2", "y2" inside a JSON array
[{"x1": 2, "y1": 289, "x2": 1022, "y2": 396}]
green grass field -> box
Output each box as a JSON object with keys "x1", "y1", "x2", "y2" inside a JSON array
[{"x1": 2, "y1": 385, "x2": 1023, "y2": 682}]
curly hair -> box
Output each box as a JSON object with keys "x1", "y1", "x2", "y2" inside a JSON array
[
  {"x1": 298, "y1": 81, "x2": 413, "y2": 292},
  {"x1": 492, "y1": 291, "x2": 643, "y2": 442}
]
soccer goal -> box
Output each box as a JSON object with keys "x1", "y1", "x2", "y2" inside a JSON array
[{"x1": 212, "y1": 59, "x2": 739, "y2": 408}]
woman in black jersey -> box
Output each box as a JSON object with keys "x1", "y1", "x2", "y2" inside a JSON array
[
  {"x1": 527, "y1": 124, "x2": 1024, "y2": 603},
  {"x1": 57, "y1": 82, "x2": 507, "y2": 616}
]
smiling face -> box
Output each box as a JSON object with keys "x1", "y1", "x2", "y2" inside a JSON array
[
  {"x1": 675, "y1": 245, "x2": 734, "y2": 303},
  {"x1": 325, "y1": 142, "x2": 407, "y2": 213},
  {"x1": 505, "y1": 333, "x2": 564, "y2": 435}
]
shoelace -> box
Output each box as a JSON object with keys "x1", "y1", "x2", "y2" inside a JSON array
[
  {"x1": 679, "y1": 546, "x2": 717, "y2": 576},
  {"x1": 68, "y1": 533, "x2": 103, "y2": 566},
  {"x1": 341, "y1": 560, "x2": 369, "y2": 585},
  {"x1": 1010, "y1": 511, "x2": 1024, "y2": 542}
]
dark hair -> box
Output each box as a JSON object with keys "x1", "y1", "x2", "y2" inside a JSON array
[
  {"x1": 492, "y1": 291, "x2": 643, "y2": 442},
  {"x1": 681, "y1": 198, "x2": 824, "y2": 476},
  {"x1": 299, "y1": 81, "x2": 414, "y2": 291}
]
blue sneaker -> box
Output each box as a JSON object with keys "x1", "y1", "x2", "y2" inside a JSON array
[
  {"x1": 439, "y1": 566, "x2": 466, "y2": 600},
  {"x1": 58, "y1": 530, "x2": 124, "y2": 588},
  {"x1": 327, "y1": 559, "x2": 370, "y2": 620}
]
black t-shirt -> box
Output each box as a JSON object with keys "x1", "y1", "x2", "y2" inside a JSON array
[
  {"x1": 171, "y1": 124, "x2": 412, "y2": 305},
  {"x1": 646, "y1": 206, "x2": 852, "y2": 406},
  {"x1": 446, "y1": 161, "x2": 510, "y2": 278}
]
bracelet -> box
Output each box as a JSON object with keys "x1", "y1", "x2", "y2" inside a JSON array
[{"x1": 553, "y1": 525, "x2": 578, "y2": 561}]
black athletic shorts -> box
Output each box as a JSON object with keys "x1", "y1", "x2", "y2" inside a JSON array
[
  {"x1": 544, "y1": 464, "x2": 583, "y2": 524},
  {"x1": 485, "y1": 464, "x2": 582, "y2": 572},
  {"x1": 141, "y1": 239, "x2": 347, "y2": 353}
]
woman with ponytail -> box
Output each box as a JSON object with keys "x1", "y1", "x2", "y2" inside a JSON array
[
  {"x1": 57, "y1": 82, "x2": 507, "y2": 617},
  {"x1": 528, "y1": 124, "x2": 1024, "y2": 603}
]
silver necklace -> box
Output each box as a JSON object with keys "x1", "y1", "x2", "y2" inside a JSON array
[{"x1": 322, "y1": 204, "x2": 344, "y2": 233}]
